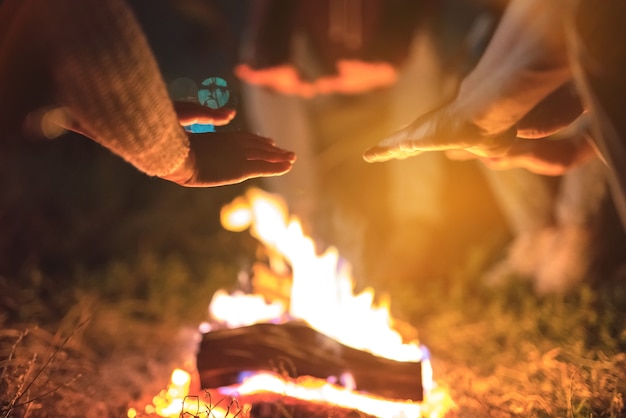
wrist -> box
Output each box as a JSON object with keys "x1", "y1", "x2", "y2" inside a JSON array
[{"x1": 161, "y1": 147, "x2": 197, "y2": 185}]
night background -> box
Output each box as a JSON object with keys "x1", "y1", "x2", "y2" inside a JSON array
[{"x1": 2, "y1": 1, "x2": 626, "y2": 417}]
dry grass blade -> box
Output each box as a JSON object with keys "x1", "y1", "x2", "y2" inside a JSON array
[
  {"x1": 0, "y1": 330, "x2": 27, "y2": 383},
  {"x1": 0, "y1": 318, "x2": 91, "y2": 418}
]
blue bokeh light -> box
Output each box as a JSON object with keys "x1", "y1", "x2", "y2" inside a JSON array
[
  {"x1": 184, "y1": 123, "x2": 215, "y2": 134},
  {"x1": 198, "y1": 77, "x2": 230, "y2": 109}
]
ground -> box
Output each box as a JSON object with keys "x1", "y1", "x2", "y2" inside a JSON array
[{"x1": 1, "y1": 132, "x2": 626, "y2": 418}]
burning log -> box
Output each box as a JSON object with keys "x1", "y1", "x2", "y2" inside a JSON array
[
  {"x1": 139, "y1": 189, "x2": 453, "y2": 418},
  {"x1": 197, "y1": 321, "x2": 423, "y2": 402}
]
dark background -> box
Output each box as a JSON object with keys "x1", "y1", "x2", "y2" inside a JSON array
[{"x1": 1, "y1": 0, "x2": 623, "y2": 327}]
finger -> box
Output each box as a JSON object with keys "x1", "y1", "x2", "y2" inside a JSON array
[
  {"x1": 363, "y1": 144, "x2": 423, "y2": 162},
  {"x1": 233, "y1": 131, "x2": 277, "y2": 146},
  {"x1": 239, "y1": 160, "x2": 295, "y2": 178},
  {"x1": 184, "y1": 160, "x2": 294, "y2": 188},
  {"x1": 444, "y1": 149, "x2": 479, "y2": 161},
  {"x1": 363, "y1": 119, "x2": 454, "y2": 162},
  {"x1": 209, "y1": 130, "x2": 277, "y2": 146},
  {"x1": 363, "y1": 123, "x2": 434, "y2": 163},
  {"x1": 516, "y1": 82, "x2": 584, "y2": 139},
  {"x1": 363, "y1": 109, "x2": 461, "y2": 163},
  {"x1": 481, "y1": 155, "x2": 568, "y2": 175},
  {"x1": 248, "y1": 159, "x2": 295, "y2": 174},
  {"x1": 190, "y1": 131, "x2": 279, "y2": 146},
  {"x1": 174, "y1": 102, "x2": 236, "y2": 126},
  {"x1": 479, "y1": 157, "x2": 520, "y2": 171},
  {"x1": 236, "y1": 134, "x2": 296, "y2": 156},
  {"x1": 235, "y1": 136, "x2": 296, "y2": 162},
  {"x1": 192, "y1": 133, "x2": 290, "y2": 164},
  {"x1": 481, "y1": 136, "x2": 596, "y2": 175},
  {"x1": 244, "y1": 147, "x2": 297, "y2": 163}
]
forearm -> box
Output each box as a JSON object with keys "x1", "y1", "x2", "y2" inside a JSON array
[
  {"x1": 456, "y1": 0, "x2": 573, "y2": 135},
  {"x1": 39, "y1": 0, "x2": 189, "y2": 177}
]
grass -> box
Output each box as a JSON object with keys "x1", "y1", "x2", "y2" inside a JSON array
[
  {"x1": 2, "y1": 226, "x2": 625, "y2": 418},
  {"x1": 1, "y1": 136, "x2": 625, "y2": 417},
  {"x1": 392, "y1": 246, "x2": 626, "y2": 417},
  {"x1": 0, "y1": 253, "x2": 240, "y2": 418}
]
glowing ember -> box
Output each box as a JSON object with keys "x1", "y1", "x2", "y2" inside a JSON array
[
  {"x1": 228, "y1": 372, "x2": 425, "y2": 415},
  {"x1": 144, "y1": 369, "x2": 452, "y2": 418},
  {"x1": 145, "y1": 369, "x2": 238, "y2": 418},
  {"x1": 148, "y1": 369, "x2": 192, "y2": 418}
]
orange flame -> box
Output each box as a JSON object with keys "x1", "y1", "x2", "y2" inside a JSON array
[
  {"x1": 142, "y1": 369, "x2": 454, "y2": 418},
  {"x1": 218, "y1": 188, "x2": 423, "y2": 363},
  {"x1": 147, "y1": 369, "x2": 192, "y2": 417},
  {"x1": 216, "y1": 371, "x2": 454, "y2": 418},
  {"x1": 138, "y1": 188, "x2": 454, "y2": 418}
]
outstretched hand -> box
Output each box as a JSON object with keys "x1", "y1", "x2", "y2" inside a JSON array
[
  {"x1": 165, "y1": 102, "x2": 296, "y2": 187},
  {"x1": 445, "y1": 116, "x2": 597, "y2": 176},
  {"x1": 363, "y1": 82, "x2": 586, "y2": 171},
  {"x1": 166, "y1": 131, "x2": 296, "y2": 187},
  {"x1": 363, "y1": 104, "x2": 518, "y2": 163}
]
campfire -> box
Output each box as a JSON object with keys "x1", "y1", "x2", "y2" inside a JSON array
[{"x1": 132, "y1": 188, "x2": 453, "y2": 418}]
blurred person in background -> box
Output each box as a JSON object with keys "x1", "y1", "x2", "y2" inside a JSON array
[
  {"x1": 234, "y1": 0, "x2": 621, "y2": 296},
  {"x1": 235, "y1": 0, "x2": 498, "y2": 290},
  {"x1": 364, "y1": 0, "x2": 626, "y2": 294},
  {"x1": 453, "y1": 7, "x2": 611, "y2": 295},
  {"x1": 364, "y1": 0, "x2": 625, "y2": 222}
]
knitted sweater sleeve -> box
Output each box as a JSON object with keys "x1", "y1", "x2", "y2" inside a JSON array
[{"x1": 37, "y1": 0, "x2": 190, "y2": 177}]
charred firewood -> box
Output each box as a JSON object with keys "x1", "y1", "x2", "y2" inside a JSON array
[{"x1": 197, "y1": 322, "x2": 423, "y2": 401}]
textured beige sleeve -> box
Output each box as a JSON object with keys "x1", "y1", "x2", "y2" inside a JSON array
[{"x1": 37, "y1": 0, "x2": 190, "y2": 177}]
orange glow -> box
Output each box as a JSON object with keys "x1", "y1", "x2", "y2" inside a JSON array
[
  {"x1": 235, "y1": 61, "x2": 398, "y2": 97},
  {"x1": 316, "y1": 60, "x2": 398, "y2": 95},
  {"x1": 148, "y1": 369, "x2": 192, "y2": 418},
  {"x1": 234, "y1": 64, "x2": 316, "y2": 98},
  {"x1": 219, "y1": 188, "x2": 423, "y2": 363},
  {"x1": 208, "y1": 289, "x2": 285, "y2": 328},
  {"x1": 214, "y1": 372, "x2": 454, "y2": 418},
  {"x1": 138, "y1": 188, "x2": 454, "y2": 418},
  {"x1": 146, "y1": 370, "x2": 454, "y2": 418},
  {"x1": 226, "y1": 372, "x2": 422, "y2": 415}
]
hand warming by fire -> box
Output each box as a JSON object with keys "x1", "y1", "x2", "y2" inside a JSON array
[
  {"x1": 136, "y1": 188, "x2": 454, "y2": 418},
  {"x1": 3, "y1": 0, "x2": 626, "y2": 417}
]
